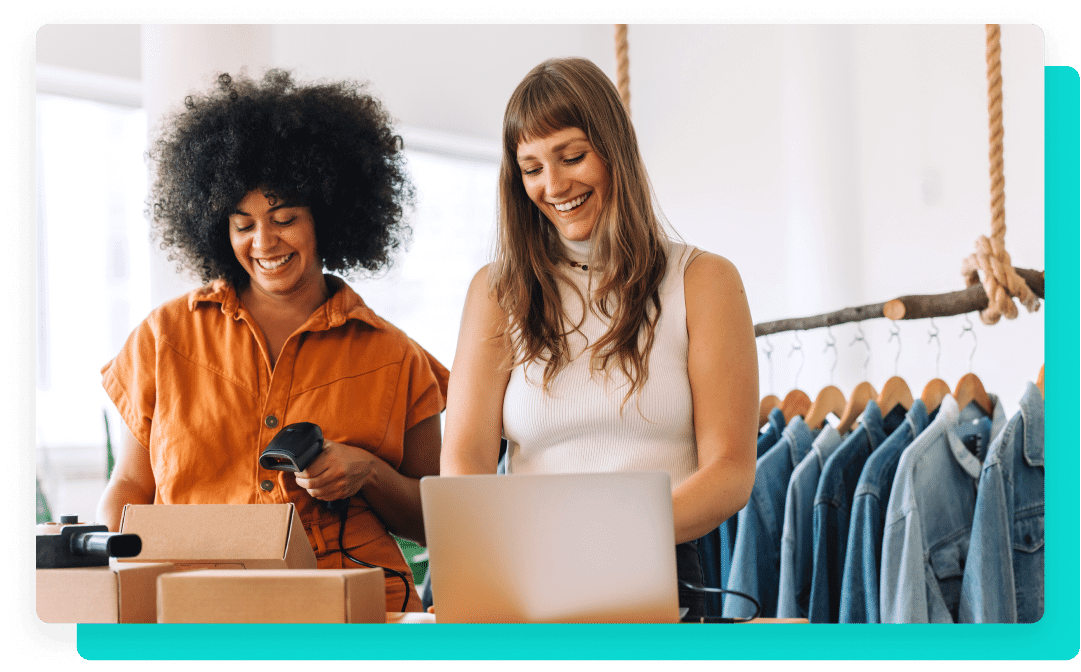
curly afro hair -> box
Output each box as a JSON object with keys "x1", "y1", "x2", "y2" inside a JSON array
[{"x1": 148, "y1": 69, "x2": 415, "y2": 287}]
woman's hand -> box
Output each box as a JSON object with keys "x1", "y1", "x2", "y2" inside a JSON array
[
  {"x1": 294, "y1": 440, "x2": 380, "y2": 503},
  {"x1": 293, "y1": 415, "x2": 441, "y2": 546}
]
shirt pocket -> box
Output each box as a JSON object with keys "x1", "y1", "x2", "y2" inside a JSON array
[
  {"x1": 1012, "y1": 513, "x2": 1044, "y2": 554},
  {"x1": 928, "y1": 538, "x2": 968, "y2": 622}
]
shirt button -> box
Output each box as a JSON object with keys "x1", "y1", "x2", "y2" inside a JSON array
[
  {"x1": 265, "y1": 415, "x2": 278, "y2": 428},
  {"x1": 260, "y1": 480, "x2": 275, "y2": 492},
  {"x1": 1024, "y1": 534, "x2": 1034, "y2": 545}
]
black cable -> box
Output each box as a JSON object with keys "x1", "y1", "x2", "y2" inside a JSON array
[
  {"x1": 331, "y1": 504, "x2": 412, "y2": 613},
  {"x1": 679, "y1": 581, "x2": 762, "y2": 623}
]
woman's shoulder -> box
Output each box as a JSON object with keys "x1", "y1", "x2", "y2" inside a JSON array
[
  {"x1": 681, "y1": 248, "x2": 748, "y2": 314},
  {"x1": 661, "y1": 238, "x2": 741, "y2": 288}
]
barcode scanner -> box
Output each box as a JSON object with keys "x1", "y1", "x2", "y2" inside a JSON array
[{"x1": 259, "y1": 422, "x2": 349, "y2": 511}]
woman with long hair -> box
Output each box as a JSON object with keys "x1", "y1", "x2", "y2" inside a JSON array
[{"x1": 441, "y1": 57, "x2": 759, "y2": 620}]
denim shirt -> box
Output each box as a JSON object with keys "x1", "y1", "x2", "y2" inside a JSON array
[
  {"x1": 776, "y1": 424, "x2": 843, "y2": 618},
  {"x1": 698, "y1": 406, "x2": 787, "y2": 615},
  {"x1": 959, "y1": 383, "x2": 1044, "y2": 623},
  {"x1": 838, "y1": 399, "x2": 932, "y2": 623},
  {"x1": 808, "y1": 400, "x2": 907, "y2": 623},
  {"x1": 879, "y1": 393, "x2": 1007, "y2": 623},
  {"x1": 724, "y1": 416, "x2": 815, "y2": 618}
]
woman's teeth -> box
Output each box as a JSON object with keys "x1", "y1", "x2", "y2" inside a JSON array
[
  {"x1": 554, "y1": 193, "x2": 590, "y2": 212},
  {"x1": 256, "y1": 253, "x2": 294, "y2": 270}
]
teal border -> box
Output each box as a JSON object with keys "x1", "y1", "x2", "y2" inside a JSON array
[{"x1": 76, "y1": 66, "x2": 1080, "y2": 661}]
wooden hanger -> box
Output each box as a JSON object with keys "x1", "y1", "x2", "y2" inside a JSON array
[
  {"x1": 835, "y1": 381, "x2": 877, "y2": 435},
  {"x1": 876, "y1": 375, "x2": 913, "y2": 417},
  {"x1": 920, "y1": 377, "x2": 952, "y2": 414},
  {"x1": 1036, "y1": 364, "x2": 1044, "y2": 398},
  {"x1": 780, "y1": 388, "x2": 811, "y2": 424},
  {"x1": 954, "y1": 372, "x2": 992, "y2": 416},
  {"x1": 805, "y1": 385, "x2": 847, "y2": 431},
  {"x1": 759, "y1": 394, "x2": 781, "y2": 428}
]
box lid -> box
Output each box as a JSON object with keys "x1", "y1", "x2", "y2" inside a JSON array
[{"x1": 119, "y1": 504, "x2": 315, "y2": 568}]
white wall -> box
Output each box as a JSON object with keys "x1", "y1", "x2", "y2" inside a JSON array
[{"x1": 38, "y1": 22, "x2": 1045, "y2": 417}]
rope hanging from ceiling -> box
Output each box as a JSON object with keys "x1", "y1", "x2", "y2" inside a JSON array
[{"x1": 608, "y1": 24, "x2": 1044, "y2": 337}]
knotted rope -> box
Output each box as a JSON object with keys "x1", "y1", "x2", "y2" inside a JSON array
[
  {"x1": 961, "y1": 24, "x2": 1041, "y2": 324},
  {"x1": 614, "y1": 24, "x2": 631, "y2": 113}
]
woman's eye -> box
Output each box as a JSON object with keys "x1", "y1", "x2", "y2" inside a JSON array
[
  {"x1": 234, "y1": 222, "x2": 253, "y2": 232},
  {"x1": 273, "y1": 217, "x2": 296, "y2": 226},
  {"x1": 565, "y1": 153, "x2": 586, "y2": 164},
  {"x1": 522, "y1": 166, "x2": 541, "y2": 176}
]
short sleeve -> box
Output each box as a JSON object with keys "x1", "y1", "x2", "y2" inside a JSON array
[
  {"x1": 401, "y1": 341, "x2": 450, "y2": 431},
  {"x1": 101, "y1": 316, "x2": 158, "y2": 450}
]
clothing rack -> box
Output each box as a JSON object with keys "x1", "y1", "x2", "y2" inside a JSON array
[{"x1": 753, "y1": 267, "x2": 1044, "y2": 337}]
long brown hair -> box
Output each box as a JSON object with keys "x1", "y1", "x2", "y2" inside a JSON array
[{"x1": 492, "y1": 57, "x2": 669, "y2": 409}]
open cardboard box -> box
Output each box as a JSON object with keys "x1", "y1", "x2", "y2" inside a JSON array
[
  {"x1": 158, "y1": 568, "x2": 386, "y2": 623},
  {"x1": 118, "y1": 503, "x2": 317, "y2": 569},
  {"x1": 37, "y1": 561, "x2": 178, "y2": 623}
]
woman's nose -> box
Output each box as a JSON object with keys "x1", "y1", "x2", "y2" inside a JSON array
[
  {"x1": 251, "y1": 221, "x2": 277, "y2": 250},
  {"x1": 545, "y1": 165, "x2": 569, "y2": 196}
]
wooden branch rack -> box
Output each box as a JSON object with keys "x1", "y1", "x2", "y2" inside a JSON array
[{"x1": 753, "y1": 267, "x2": 1044, "y2": 337}]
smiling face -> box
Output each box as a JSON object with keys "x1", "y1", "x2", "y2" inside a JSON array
[
  {"x1": 228, "y1": 189, "x2": 325, "y2": 302},
  {"x1": 516, "y1": 127, "x2": 610, "y2": 242}
]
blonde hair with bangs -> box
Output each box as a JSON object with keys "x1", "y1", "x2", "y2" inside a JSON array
[{"x1": 491, "y1": 57, "x2": 670, "y2": 409}]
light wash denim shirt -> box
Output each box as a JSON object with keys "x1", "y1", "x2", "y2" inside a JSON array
[
  {"x1": 699, "y1": 405, "x2": 788, "y2": 615},
  {"x1": 959, "y1": 382, "x2": 1044, "y2": 623},
  {"x1": 838, "y1": 399, "x2": 932, "y2": 623},
  {"x1": 808, "y1": 399, "x2": 908, "y2": 623},
  {"x1": 879, "y1": 393, "x2": 1007, "y2": 623},
  {"x1": 776, "y1": 424, "x2": 843, "y2": 618},
  {"x1": 723, "y1": 416, "x2": 815, "y2": 618}
]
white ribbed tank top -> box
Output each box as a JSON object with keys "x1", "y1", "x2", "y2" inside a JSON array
[{"x1": 502, "y1": 236, "x2": 701, "y2": 491}]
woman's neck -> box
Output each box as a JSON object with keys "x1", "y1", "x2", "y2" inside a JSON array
[
  {"x1": 559, "y1": 232, "x2": 592, "y2": 266},
  {"x1": 240, "y1": 273, "x2": 331, "y2": 320}
]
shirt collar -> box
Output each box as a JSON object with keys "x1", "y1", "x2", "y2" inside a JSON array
[
  {"x1": 1019, "y1": 381, "x2": 1045, "y2": 467},
  {"x1": 943, "y1": 392, "x2": 1007, "y2": 479},
  {"x1": 188, "y1": 275, "x2": 386, "y2": 331}
]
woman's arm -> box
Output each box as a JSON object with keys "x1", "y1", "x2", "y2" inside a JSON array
[
  {"x1": 95, "y1": 423, "x2": 156, "y2": 531},
  {"x1": 440, "y1": 264, "x2": 512, "y2": 475},
  {"x1": 672, "y1": 251, "x2": 759, "y2": 544}
]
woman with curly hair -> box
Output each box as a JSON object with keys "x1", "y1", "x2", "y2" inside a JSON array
[
  {"x1": 441, "y1": 58, "x2": 759, "y2": 621},
  {"x1": 96, "y1": 70, "x2": 447, "y2": 613}
]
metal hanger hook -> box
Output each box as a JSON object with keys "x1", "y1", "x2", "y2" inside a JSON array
[
  {"x1": 823, "y1": 326, "x2": 839, "y2": 384},
  {"x1": 788, "y1": 331, "x2": 805, "y2": 389},
  {"x1": 888, "y1": 322, "x2": 901, "y2": 376},
  {"x1": 850, "y1": 323, "x2": 871, "y2": 379},
  {"x1": 959, "y1": 314, "x2": 977, "y2": 372},
  {"x1": 927, "y1": 318, "x2": 942, "y2": 377},
  {"x1": 760, "y1": 335, "x2": 776, "y2": 394}
]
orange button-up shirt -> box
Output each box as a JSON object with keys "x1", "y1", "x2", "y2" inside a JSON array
[{"x1": 102, "y1": 276, "x2": 449, "y2": 612}]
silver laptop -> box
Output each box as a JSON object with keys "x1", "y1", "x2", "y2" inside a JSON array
[{"x1": 419, "y1": 471, "x2": 680, "y2": 623}]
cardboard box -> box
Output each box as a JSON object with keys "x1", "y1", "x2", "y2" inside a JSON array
[
  {"x1": 37, "y1": 561, "x2": 177, "y2": 623},
  {"x1": 158, "y1": 568, "x2": 386, "y2": 623},
  {"x1": 118, "y1": 503, "x2": 316, "y2": 570}
]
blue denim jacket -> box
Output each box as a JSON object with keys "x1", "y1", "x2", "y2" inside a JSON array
[
  {"x1": 879, "y1": 393, "x2": 1007, "y2": 623},
  {"x1": 776, "y1": 424, "x2": 843, "y2": 618},
  {"x1": 808, "y1": 400, "x2": 907, "y2": 623},
  {"x1": 838, "y1": 399, "x2": 932, "y2": 623},
  {"x1": 698, "y1": 406, "x2": 787, "y2": 615},
  {"x1": 724, "y1": 416, "x2": 815, "y2": 618},
  {"x1": 959, "y1": 383, "x2": 1044, "y2": 623}
]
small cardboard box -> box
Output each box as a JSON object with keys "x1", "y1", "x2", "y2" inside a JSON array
[
  {"x1": 158, "y1": 568, "x2": 386, "y2": 623},
  {"x1": 118, "y1": 503, "x2": 316, "y2": 570},
  {"x1": 37, "y1": 561, "x2": 177, "y2": 623}
]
